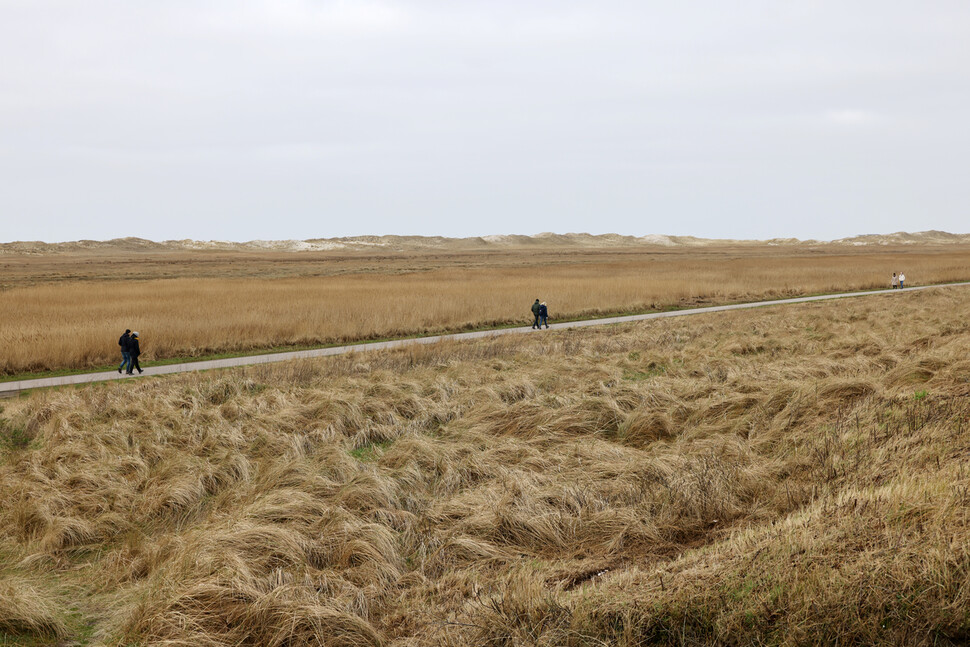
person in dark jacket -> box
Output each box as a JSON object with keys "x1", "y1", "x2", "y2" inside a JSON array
[
  {"x1": 538, "y1": 301, "x2": 549, "y2": 328},
  {"x1": 118, "y1": 329, "x2": 132, "y2": 374},
  {"x1": 531, "y1": 299, "x2": 541, "y2": 329},
  {"x1": 127, "y1": 332, "x2": 143, "y2": 374}
]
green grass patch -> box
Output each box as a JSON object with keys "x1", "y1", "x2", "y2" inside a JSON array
[
  {"x1": 623, "y1": 363, "x2": 668, "y2": 381},
  {"x1": 0, "y1": 419, "x2": 32, "y2": 452},
  {"x1": 0, "y1": 630, "x2": 46, "y2": 646},
  {"x1": 350, "y1": 440, "x2": 394, "y2": 462}
]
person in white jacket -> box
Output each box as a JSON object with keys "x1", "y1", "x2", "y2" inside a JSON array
[{"x1": 899, "y1": 272, "x2": 906, "y2": 289}]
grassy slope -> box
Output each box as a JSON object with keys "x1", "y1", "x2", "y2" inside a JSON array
[{"x1": 0, "y1": 287, "x2": 968, "y2": 645}]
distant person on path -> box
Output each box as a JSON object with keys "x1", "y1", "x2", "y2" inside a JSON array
[
  {"x1": 899, "y1": 272, "x2": 906, "y2": 289},
  {"x1": 118, "y1": 329, "x2": 132, "y2": 374},
  {"x1": 539, "y1": 301, "x2": 549, "y2": 328},
  {"x1": 531, "y1": 299, "x2": 541, "y2": 329},
  {"x1": 891, "y1": 273, "x2": 898, "y2": 289},
  {"x1": 126, "y1": 332, "x2": 143, "y2": 375}
]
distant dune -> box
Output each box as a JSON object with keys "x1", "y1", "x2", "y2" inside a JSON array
[{"x1": 2, "y1": 230, "x2": 969, "y2": 254}]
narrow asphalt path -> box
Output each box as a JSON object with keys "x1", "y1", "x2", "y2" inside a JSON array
[{"x1": 3, "y1": 282, "x2": 967, "y2": 397}]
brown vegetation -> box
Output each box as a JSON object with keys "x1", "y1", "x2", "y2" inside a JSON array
[
  {"x1": 1, "y1": 286, "x2": 969, "y2": 645},
  {"x1": 2, "y1": 245, "x2": 970, "y2": 375}
]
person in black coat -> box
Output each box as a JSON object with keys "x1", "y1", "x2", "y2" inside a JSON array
[
  {"x1": 127, "y1": 332, "x2": 143, "y2": 374},
  {"x1": 118, "y1": 329, "x2": 131, "y2": 374},
  {"x1": 538, "y1": 302, "x2": 549, "y2": 329}
]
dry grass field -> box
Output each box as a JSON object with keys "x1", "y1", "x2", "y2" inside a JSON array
[
  {"x1": 2, "y1": 244, "x2": 970, "y2": 375},
  {"x1": 1, "y1": 286, "x2": 968, "y2": 645}
]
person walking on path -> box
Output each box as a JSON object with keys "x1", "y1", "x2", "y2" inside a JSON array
[
  {"x1": 891, "y1": 273, "x2": 898, "y2": 289},
  {"x1": 538, "y1": 301, "x2": 549, "y2": 328},
  {"x1": 899, "y1": 272, "x2": 906, "y2": 289},
  {"x1": 127, "y1": 332, "x2": 143, "y2": 375},
  {"x1": 118, "y1": 329, "x2": 132, "y2": 374},
  {"x1": 531, "y1": 299, "x2": 541, "y2": 329}
]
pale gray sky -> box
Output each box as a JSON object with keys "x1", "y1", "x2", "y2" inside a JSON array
[{"x1": 2, "y1": 1, "x2": 969, "y2": 242}]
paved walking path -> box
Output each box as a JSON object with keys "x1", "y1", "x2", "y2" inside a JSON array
[{"x1": 2, "y1": 283, "x2": 967, "y2": 397}]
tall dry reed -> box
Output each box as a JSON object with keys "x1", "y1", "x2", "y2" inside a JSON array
[{"x1": 2, "y1": 248, "x2": 969, "y2": 374}]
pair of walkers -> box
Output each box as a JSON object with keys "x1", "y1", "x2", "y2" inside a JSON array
[
  {"x1": 118, "y1": 329, "x2": 143, "y2": 375},
  {"x1": 891, "y1": 272, "x2": 906, "y2": 289},
  {"x1": 531, "y1": 299, "x2": 550, "y2": 329}
]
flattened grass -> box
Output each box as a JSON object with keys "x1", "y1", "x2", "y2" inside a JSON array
[{"x1": 1, "y1": 287, "x2": 970, "y2": 644}]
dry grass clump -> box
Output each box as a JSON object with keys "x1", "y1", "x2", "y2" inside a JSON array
[
  {"x1": 3, "y1": 246, "x2": 970, "y2": 374},
  {"x1": 0, "y1": 572, "x2": 68, "y2": 639},
  {"x1": 1, "y1": 287, "x2": 970, "y2": 644}
]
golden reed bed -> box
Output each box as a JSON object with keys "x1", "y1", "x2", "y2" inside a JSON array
[
  {"x1": 1, "y1": 245, "x2": 969, "y2": 374},
  {"x1": 1, "y1": 287, "x2": 968, "y2": 645}
]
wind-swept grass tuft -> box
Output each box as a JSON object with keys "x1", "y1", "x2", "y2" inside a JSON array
[{"x1": 0, "y1": 574, "x2": 68, "y2": 639}]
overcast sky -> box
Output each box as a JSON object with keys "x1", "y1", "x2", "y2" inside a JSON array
[{"x1": 2, "y1": 1, "x2": 969, "y2": 242}]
